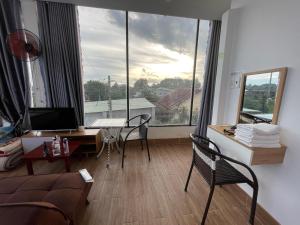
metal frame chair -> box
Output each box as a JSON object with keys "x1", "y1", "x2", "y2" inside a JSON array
[
  {"x1": 185, "y1": 134, "x2": 258, "y2": 225},
  {"x1": 119, "y1": 114, "x2": 151, "y2": 168}
]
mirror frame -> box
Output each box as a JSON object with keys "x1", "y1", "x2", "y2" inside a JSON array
[{"x1": 236, "y1": 67, "x2": 287, "y2": 124}]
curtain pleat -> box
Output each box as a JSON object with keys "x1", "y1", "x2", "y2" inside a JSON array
[
  {"x1": 0, "y1": 0, "x2": 30, "y2": 132},
  {"x1": 37, "y1": 1, "x2": 84, "y2": 125},
  {"x1": 195, "y1": 20, "x2": 222, "y2": 137}
]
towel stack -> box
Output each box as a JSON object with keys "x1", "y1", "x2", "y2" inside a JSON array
[{"x1": 235, "y1": 123, "x2": 281, "y2": 148}]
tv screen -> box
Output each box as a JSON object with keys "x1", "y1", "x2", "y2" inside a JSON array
[{"x1": 29, "y1": 108, "x2": 78, "y2": 131}]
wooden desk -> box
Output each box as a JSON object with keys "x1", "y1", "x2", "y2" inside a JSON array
[
  {"x1": 23, "y1": 141, "x2": 81, "y2": 175},
  {"x1": 22, "y1": 129, "x2": 101, "y2": 156},
  {"x1": 207, "y1": 125, "x2": 286, "y2": 165}
]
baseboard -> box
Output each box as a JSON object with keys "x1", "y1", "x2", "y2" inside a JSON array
[{"x1": 223, "y1": 184, "x2": 280, "y2": 225}]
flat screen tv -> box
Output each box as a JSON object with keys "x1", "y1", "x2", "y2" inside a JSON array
[{"x1": 29, "y1": 108, "x2": 78, "y2": 131}]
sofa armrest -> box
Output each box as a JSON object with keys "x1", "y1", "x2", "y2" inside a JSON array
[{"x1": 0, "y1": 201, "x2": 72, "y2": 225}]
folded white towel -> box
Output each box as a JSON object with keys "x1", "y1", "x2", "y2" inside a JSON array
[
  {"x1": 237, "y1": 139, "x2": 281, "y2": 148},
  {"x1": 235, "y1": 135, "x2": 280, "y2": 144},
  {"x1": 236, "y1": 123, "x2": 280, "y2": 135},
  {"x1": 235, "y1": 130, "x2": 280, "y2": 141}
]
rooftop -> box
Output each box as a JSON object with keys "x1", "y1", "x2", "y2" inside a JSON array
[
  {"x1": 85, "y1": 98, "x2": 155, "y2": 113},
  {"x1": 156, "y1": 88, "x2": 201, "y2": 110}
]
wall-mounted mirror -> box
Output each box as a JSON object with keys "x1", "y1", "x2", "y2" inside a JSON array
[{"x1": 237, "y1": 67, "x2": 287, "y2": 124}]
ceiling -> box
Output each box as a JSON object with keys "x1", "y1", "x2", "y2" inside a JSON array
[{"x1": 41, "y1": 0, "x2": 232, "y2": 20}]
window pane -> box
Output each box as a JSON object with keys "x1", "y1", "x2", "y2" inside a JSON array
[
  {"x1": 128, "y1": 12, "x2": 197, "y2": 125},
  {"x1": 192, "y1": 20, "x2": 210, "y2": 125},
  {"x1": 78, "y1": 7, "x2": 126, "y2": 127},
  {"x1": 0, "y1": 117, "x2": 11, "y2": 127}
]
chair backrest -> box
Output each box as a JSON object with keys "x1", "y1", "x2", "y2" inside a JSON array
[
  {"x1": 190, "y1": 134, "x2": 220, "y2": 185},
  {"x1": 138, "y1": 114, "x2": 151, "y2": 139}
]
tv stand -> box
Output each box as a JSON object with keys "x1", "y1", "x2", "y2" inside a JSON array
[{"x1": 22, "y1": 129, "x2": 102, "y2": 156}]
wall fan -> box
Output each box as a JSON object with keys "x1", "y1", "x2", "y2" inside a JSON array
[{"x1": 6, "y1": 29, "x2": 41, "y2": 62}]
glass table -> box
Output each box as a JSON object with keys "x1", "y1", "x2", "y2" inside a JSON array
[{"x1": 92, "y1": 118, "x2": 126, "y2": 167}]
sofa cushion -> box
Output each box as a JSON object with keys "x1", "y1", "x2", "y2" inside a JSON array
[{"x1": 0, "y1": 172, "x2": 91, "y2": 224}]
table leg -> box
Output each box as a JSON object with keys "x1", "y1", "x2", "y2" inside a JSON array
[
  {"x1": 106, "y1": 140, "x2": 110, "y2": 168},
  {"x1": 96, "y1": 141, "x2": 106, "y2": 159},
  {"x1": 65, "y1": 158, "x2": 71, "y2": 172},
  {"x1": 115, "y1": 140, "x2": 121, "y2": 154},
  {"x1": 26, "y1": 159, "x2": 34, "y2": 175}
]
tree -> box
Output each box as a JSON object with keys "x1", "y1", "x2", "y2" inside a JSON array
[
  {"x1": 84, "y1": 80, "x2": 107, "y2": 101},
  {"x1": 111, "y1": 83, "x2": 126, "y2": 100},
  {"x1": 158, "y1": 78, "x2": 194, "y2": 89},
  {"x1": 133, "y1": 79, "x2": 149, "y2": 90}
]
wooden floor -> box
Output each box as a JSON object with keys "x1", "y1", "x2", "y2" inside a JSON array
[{"x1": 0, "y1": 142, "x2": 271, "y2": 225}]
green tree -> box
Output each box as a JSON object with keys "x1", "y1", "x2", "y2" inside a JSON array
[
  {"x1": 84, "y1": 80, "x2": 107, "y2": 101},
  {"x1": 111, "y1": 83, "x2": 126, "y2": 100},
  {"x1": 157, "y1": 78, "x2": 196, "y2": 89},
  {"x1": 133, "y1": 79, "x2": 149, "y2": 90}
]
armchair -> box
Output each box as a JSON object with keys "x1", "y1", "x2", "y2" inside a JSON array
[
  {"x1": 119, "y1": 114, "x2": 151, "y2": 168},
  {"x1": 185, "y1": 134, "x2": 258, "y2": 225}
]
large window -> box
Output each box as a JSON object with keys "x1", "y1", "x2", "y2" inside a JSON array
[
  {"x1": 78, "y1": 7, "x2": 127, "y2": 126},
  {"x1": 128, "y1": 12, "x2": 197, "y2": 125},
  {"x1": 77, "y1": 6, "x2": 210, "y2": 127}
]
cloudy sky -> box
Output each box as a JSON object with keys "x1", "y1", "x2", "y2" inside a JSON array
[{"x1": 77, "y1": 6, "x2": 210, "y2": 86}]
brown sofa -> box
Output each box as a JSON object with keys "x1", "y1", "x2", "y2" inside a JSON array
[{"x1": 0, "y1": 172, "x2": 92, "y2": 225}]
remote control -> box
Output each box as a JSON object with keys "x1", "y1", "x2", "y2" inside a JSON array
[{"x1": 79, "y1": 169, "x2": 94, "y2": 183}]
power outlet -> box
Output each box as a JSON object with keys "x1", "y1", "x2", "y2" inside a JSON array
[{"x1": 230, "y1": 72, "x2": 241, "y2": 89}]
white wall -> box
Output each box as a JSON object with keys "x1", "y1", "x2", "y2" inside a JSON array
[{"x1": 214, "y1": 0, "x2": 300, "y2": 224}]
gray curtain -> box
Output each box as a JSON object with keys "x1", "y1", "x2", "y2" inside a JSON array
[
  {"x1": 0, "y1": 0, "x2": 30, "y2": 131},
  {"x1": 37, "y1": 1, "x2": 84, "y2": 125},
  {"x1": 195, "y1": 20, "x2": 221, "y2": 137}
]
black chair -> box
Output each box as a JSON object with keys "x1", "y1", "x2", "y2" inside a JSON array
[
  {"x1": 119, "y1": 114, "x2": 151, "y2": 168},
  {"x1": 185, "y1": 134, "x2": 258, "y2": 225}
]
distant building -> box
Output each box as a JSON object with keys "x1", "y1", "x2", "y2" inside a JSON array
[
  {"x1": 153, "y1": 87, "x2": 172, "y2": 97},
  {"x1": 155, "y1": 88, "x2": 202, "y2": 122},
  {"x1": 156, "y1": 88, "x2": 201, "y2": 111},
  {"x1": 84, "y1": 98, "x2": 156, "y2": 126}
]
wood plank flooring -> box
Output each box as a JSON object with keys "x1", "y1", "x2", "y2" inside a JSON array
[{"x1": 0, "y1": 142, "x2": 271, "y2": 225}]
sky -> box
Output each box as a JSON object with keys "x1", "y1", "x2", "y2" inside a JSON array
[{"x1": 77, "y1": 6, "x2": 210, "y2": 86}]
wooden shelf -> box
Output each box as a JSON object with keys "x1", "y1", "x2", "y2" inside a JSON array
[
  {"x1": 207, "y1": 125, "x2": 286, "y2": 165},
  {"x1": 22, "y1": 129, "x2": 102, "y2": 155}
]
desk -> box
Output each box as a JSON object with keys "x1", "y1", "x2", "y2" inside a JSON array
[
  {"x1": 92, "y1": 118, "x2": 126, "y2": 167},
  {"x1": 23, "y1": 141, "x2": 81, "y2": 175},
  {"x1": 207, "y1": 125, "x2": 286, "y2": 165},
  {"x1": 22, "y1": 129, "x2": 101, "y2": 156}
]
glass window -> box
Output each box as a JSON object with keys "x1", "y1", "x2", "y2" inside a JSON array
[
  {"x1": 77, "y1": 7, "x2": 127, "y2": 127},
  {"x1": 128, "y1": 12, "x2": 198, "y2": 125},
  {"x1": 0, "y1": 117, "x2": 11, "y2": 127},
  {"x1": 77, "y1": 6, "x2": 210, "y2": 127},
  {"x1": 192, "y1": 20, "x2": 210, "y2": 124}
]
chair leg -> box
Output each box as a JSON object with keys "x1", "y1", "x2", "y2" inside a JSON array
[
  {"x1": 249, "y1": 185, "x2": 258, "y2": 225},
  {"x1": 145, "y1": 139, "x2": 150, "y2": 161},
  {"x1": 140, "y1": 140, "x2": 144, "y2": 150},
  {"x1": 201, "y1": 185, "x2": 215, "y2": 225},
  {"x1": 184, "y1": 162, "x2": 194, "y2": 192},
  {"x1": 122, "y1": 141, "x2": 126, "y2": 168}
]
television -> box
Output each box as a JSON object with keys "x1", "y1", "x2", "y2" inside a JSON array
[{"x1": 29, "y1": 108, "x2": 78, "y2": 131}]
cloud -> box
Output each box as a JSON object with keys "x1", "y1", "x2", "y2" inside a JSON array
[
  {"x1": 109, "y1": 11, "x2": 199, "y2": 55},
  {"x1": 77, "y1": 6, "x2": 210, "y2": 85}
]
